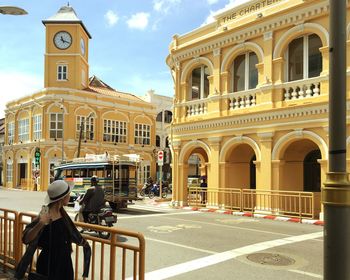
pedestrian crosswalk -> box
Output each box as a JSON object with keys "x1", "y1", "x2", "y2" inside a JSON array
[
  {"x1": 127, "y1": 203, "x2": 175, "y2": 213},
  {"x1": 27, "y1": 201, "x2": 176, "y2": 221}
]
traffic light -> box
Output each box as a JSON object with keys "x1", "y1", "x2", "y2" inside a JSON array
[{"x1": 34, "y1": 147, "x2": 41, "y2": 167}]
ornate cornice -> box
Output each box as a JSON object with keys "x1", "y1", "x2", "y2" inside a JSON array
[
  {"x1": 173, "y1": 103, "x2": 330, "y2": 134},
  {"x1": 172, "y1": 1, "x2": 328, "y2": 62}
]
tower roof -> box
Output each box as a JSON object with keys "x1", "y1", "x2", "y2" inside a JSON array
[{"x1": 42, "y1": 5, "x2": 91, "y2": 38}]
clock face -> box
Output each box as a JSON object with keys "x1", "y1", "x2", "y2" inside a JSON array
[
  {"x1": 53, "y1": 31, "x2": 72, "y2": 50},
  {"x1": 80, "y1": 38, "x2": 85, "y2": 55}
]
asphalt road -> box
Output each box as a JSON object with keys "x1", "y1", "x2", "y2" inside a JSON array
[{"x1": 1, "y1": 188, "x2": 323, "y2": 279}]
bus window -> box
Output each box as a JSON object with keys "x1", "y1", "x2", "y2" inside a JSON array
[
  {"x1": 81, "y1": 169, "x2": 87, "y2": 178},
  {"x1": 96, "y1": 169, "x2": 104, "y2": 178},
  {"x1": 63, "y1": 169, "x2": 73, "y2": 178},
  {"x1": 73, "y1": 170, "x2": 80, "y2": 177}
]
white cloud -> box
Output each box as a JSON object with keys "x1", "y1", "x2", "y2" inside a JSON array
[
  {"x1": 104, "y1": 10, "x2": 119, "y2": 27},
  {"x1": 202, "y1": 0, "x2": 250, "y2": 25},
  {"x1": 207, "y1": 0, "x2": 219, "y2": 5},
  {"x1": 0, "y1": 71, "x2": 42, "y2": 118},
  {"x1": 153, "y1": 0, "x2": 181, "y2": 14},
  {"x1": 127, "y1": 12, "x2": 150, "y2": 30},
  {"x1": 202, "y1": 10, "x2": 217, "y2": 25}
]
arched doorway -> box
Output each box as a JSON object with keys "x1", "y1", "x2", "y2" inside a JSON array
[
  {"x1": 225, "y1": 144, "x2": 256, "y2": 189},
  {"x1": 280, "y1": 139, "x2": 321, "y2": 191}
]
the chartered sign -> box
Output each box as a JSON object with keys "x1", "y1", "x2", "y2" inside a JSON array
[{"x1": 220, "y1": 0, "x2": 283, "y2": 24}]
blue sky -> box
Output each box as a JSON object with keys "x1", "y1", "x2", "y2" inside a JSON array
[{"x1": 0, "y1": 0, "x2": 246, "y2": 117}]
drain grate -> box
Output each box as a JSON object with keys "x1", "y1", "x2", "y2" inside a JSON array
[{"x1": 247, "y1": 253, "x2": 295, "y2": 266}]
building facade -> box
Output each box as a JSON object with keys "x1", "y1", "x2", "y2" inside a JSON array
[
  {"x1": 142, "y1": 90, "x2": 173, "y2": 181},
  {"x1": 3, "y1": 5, "x2": 157, "y2": 191},
  {"x1": 167, "y1": 0, "x2": 350, "y2": 218}
]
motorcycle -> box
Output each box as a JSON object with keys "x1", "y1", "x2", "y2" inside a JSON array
[
  {"x1": 148, "y1": 183, "x2": 168, "y2": 199},
  {"x1": 139, "y1": 182, "x2": 153, "y2": 197},
  {"x1": 74, "y1": 195, "x2": 117, "y2": 239}
]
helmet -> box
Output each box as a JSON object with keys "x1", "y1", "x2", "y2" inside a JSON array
[{"x1": 91, "y1": 175, "x2": 99, "y2": 185}]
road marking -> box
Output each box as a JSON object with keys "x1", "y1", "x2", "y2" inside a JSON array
[
  {"x1": 146, "y1": 237, "x2": 217, "y2": 254},
  {"x1": 288, "y1": 269, "x2": 322, "y2": 278},
  {"x1": 131, "y1": 231, "x2": 323, "y2": 280},
  {"x1": 164, "y1": 216, "x2": 324, "y2": 240},
  {"x1": 128, "y1": 204, "x2": 175, "y2": 212},
  {"x1": 118, "y1": 211, "x2": 200, "y2": 219},
  {"x1": 147, "y1": 224, "x2": 202, "y2": 233}
]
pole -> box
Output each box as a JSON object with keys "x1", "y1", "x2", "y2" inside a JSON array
[
  {"x1": 322, "y1": 1, "x2": 350, "y2": 279},
  {"x1": 61, "y1": 109, "x2": 64, "y2": 162},
  {"x1": 159, "y1": 166, "x2": 162, "y2": 198},
  {"x1": 77, "y1": 119, "x2": 83, "y2": 158}
]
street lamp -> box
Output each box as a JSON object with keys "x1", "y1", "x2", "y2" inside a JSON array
[
  {"x1": 0, "y1": 6, "x2": 27, "y2": 15},
  {"x1": 77, "y1": 112, "x2": 94, "y2": 158}
]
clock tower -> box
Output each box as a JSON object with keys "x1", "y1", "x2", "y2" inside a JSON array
[{"x1": 42, "y1": 5, "x2": 91, "y2": 89}]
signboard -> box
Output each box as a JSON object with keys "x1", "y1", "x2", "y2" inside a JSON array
[
  {"x1": 34, "y1": 147, "x2": 41, "y2": 167},
  {"x1": 158, "y1": 150, "x2": 164, "y2": 166}
]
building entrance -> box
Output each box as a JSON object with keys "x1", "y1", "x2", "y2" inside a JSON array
[{"x1": 18, "y1": 163, "x2": 27, "y2": 188}]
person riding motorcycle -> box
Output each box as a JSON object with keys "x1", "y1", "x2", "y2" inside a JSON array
[{"x1": 80, "y1": 176, "x2": 105, "y2": 222}]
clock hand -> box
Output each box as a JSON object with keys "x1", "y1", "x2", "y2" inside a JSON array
[{"x1": 60, "y1": 36, "x2": 69, "y2": 44}]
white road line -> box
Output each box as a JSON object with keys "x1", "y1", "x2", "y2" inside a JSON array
[
  {"x1": 129, "y1": 231, "x2": 323, "y2": 280},
  {"x1": 118, "y1": 211, "x2": 200, "y2": 219},
  {"x1": 146, "y1": 237, "x2": 217, "y2": 254},
  {"x1": 163, "y1": 215, "x2": 321, "y2": 238},
  {"x1": 288, "y1": 269, "x2": 323, "y2": 279},
  {"x1": 128, "y1": 204, "x2": 174, "y2": 212}
]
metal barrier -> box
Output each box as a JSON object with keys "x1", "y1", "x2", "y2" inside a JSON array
[
  {"x1": 10, "y1": 212, "x2": 145, "y2": 280},
  {"x1": 188, "y1": 187, "x2": 320, "y2": 219},
  {"x1": 0, "y1": 208, "x2": 19, "y2": 272}
]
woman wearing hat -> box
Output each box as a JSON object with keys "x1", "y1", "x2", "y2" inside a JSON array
[{"x1": 15, "y1": 180, "x2": 91, "y2": 280}]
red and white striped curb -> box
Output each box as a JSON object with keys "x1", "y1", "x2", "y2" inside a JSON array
[{"x1": 177, "y1": 206, "x2": 324, "y2": 226}]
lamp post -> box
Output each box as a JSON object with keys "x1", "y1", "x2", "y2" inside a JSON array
[
  {"x1": 0, "y1": 6, "x2": 27, "y2": 15},
  {"x1": 322, "y1": 1, "x2": 350, "y2": 279},
  {"x1": 60, "y1": 104, "x2": 64, "y2": 163},
  {"x1": 77, "y1": 112, "x2": 94, "y2": 158}
]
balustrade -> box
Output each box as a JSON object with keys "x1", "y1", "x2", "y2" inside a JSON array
[
  {"x1": 228, "y1": 91, "x2": 257, "y2": 110},
  {"x1": 283, "y1": 77, "x2": 323, "y2": 101},
  {"x1": 186, "y1": 100, "x2": 208, "y2": 116}
]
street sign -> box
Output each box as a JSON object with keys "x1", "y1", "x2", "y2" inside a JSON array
[
  {"x1": 34, "y1": 147, "x2": 41, "y2": 166},
  {"x1": 158, "y1": 150, "x2": 164, "y2": 166}
]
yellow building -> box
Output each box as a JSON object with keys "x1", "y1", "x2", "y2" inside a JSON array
[
  {"x1": 167, "y1": 0, "x2": 349, "y2": 219},
  {"x1": 3, "y1": 5, "x2": 157, "y2": 190}
]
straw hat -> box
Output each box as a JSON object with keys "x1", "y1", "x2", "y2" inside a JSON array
[{"x1": 44, "y1": 180, "x2": 73, "y2": 205}]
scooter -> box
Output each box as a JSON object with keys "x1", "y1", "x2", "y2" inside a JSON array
[
  {"x1": 139, "y1": 182, "x2": 152, "y2": 197},
  {"x1": 148, "y1": 183, "x2": 167, "y2": 199},
  {"x1": 74, "y1": 195, "x2": 117, "y2": 239}
]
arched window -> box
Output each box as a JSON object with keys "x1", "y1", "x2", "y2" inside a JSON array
[
  {"x1": 190, "y1": 65, "x2": 209, "y2": 100},
  {"x1": 287, "y1": 34, "x2": 322, "y2": 82},
  {"x1": 232, "y1": 52, "x2": 258, "y2": 92},
  {"x1": 156, "y1": 112, "x2": 162, "y2": 122},
  {"x1": 156, "y1": 135, "x2": 161, "y2": 147},
  {"x1": 164, "y1": 111, "x2": 172, "y2": 123}
]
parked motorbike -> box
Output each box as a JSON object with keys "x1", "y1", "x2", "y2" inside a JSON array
[
  {"x1": 148, "y1": 183, "x2": 168, "y2": 199},
  {"x1": 139, "y1": 182, "x2": 152, "y2": 197},
  {"x1": 74, "y1": 195, "x2": 117, "y2": 239}
]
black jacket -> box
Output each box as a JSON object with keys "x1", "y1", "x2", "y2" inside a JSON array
[
  {"x1": 14, "y1": 208, "x2": 91, "y2": 279},
  {"x1": 81, "y1": 186, "x2": 105, "y2": 212}
]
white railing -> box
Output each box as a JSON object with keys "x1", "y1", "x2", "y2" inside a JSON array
[
  {"x1": 227, "y1": 89, "x2": 258, "y2": 110},
  {"x1": 282, "y1": 76, "x2": 325, "y2": 101},
  {"x1": 185, "y1": 99, "x2": 208, "y2": 116}
]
